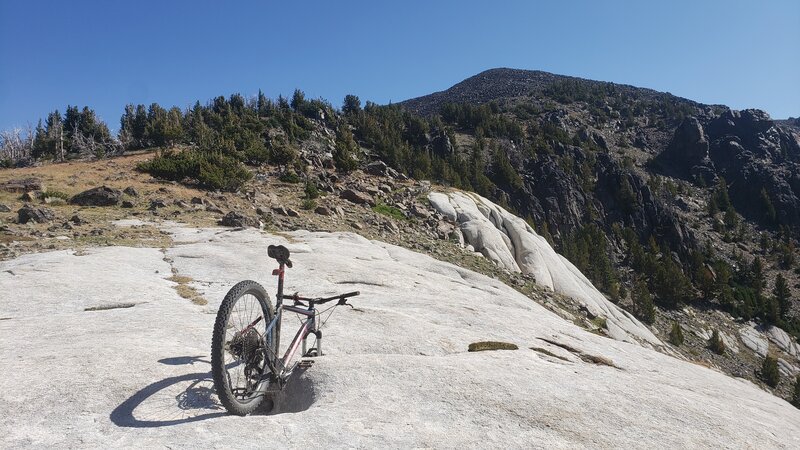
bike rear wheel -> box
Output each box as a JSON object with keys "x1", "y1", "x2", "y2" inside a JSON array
[{"x1": 211, "y1": 280, "x2": 276, "y2": 416}]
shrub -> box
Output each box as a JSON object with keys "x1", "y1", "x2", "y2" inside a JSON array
[
  {"x1": 373, "y1": 202, "x2": 406, "y2": 221},
  {"x1": 669, "y1": 321, "x2": 684, "y2": 346},
  {"x1": 761, "y1": 356, "x2": 780, "y2": 388},
  {"x1": 279, "y1": 171, "x2": 301, "y2": 183},
  {"x1": 137, "y1": 150, "x2": 252, "y2": 192},
  {"x1": 708, "y1": 329, "x2": 726, "y2": 355},
  {"x1": 42, "y1": 189, "x2": 70, "y2": 201},
  {"x1": 301, "y1": 198, "x2": 316, "y2": 210},
  {"x1": 304, "y1": 181, "x2": 320, "y2": 200},
  {"x1": 792, "y1": 375, "x2": 800, "y2": 408}
]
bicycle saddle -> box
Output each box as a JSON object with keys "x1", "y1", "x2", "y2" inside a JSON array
[{"x1": 268, "y1": 244, "x2": 292, "y2": 268}]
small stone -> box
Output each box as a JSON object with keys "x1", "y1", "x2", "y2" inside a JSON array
[
  {"x1": 0, "y1": 204, "x2": 10, "y2": 213},
  {"x1": 350, "y1": 222, "x2": 364, "y2": 230},
  {"x1": 70, "y1": 215, "x2": 88, "y2": 225},
  {"x1": 149, "y1": 199, "x2": 167, "y2": 210},
  {"x1": 190, "y1": 197, "x2": 204, "y2": 205},
  {"x1": 123, "y1": 186, "x2": 139, "y2": 197},
  {"x1": 286, "y1": 208, "x2": 300, "y2": 217},
  {"x1": 121, "y1": 200, "x2": 135, "y2": 208}
]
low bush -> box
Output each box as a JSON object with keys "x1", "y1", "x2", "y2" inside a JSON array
[
  {"x1": 42, "y1": 189, "x2": 70, "y2": 200},
  {"x1": 137, "y1": 150, "x2": 252, "y2": 192}
]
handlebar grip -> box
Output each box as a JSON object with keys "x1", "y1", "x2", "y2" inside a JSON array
[{"x1": 340, "y1": 291, "x2": 360, "y2": 298}]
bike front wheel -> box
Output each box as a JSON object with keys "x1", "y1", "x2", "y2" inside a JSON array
[{"x1": 211, "y1": 280, "x2": 276, "y2": 416}]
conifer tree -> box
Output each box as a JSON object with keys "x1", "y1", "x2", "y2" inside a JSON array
[
  {"x1": 773, "y1": 274, "x2": 791, "y2": 319},
  {"x1": 761, "y1": 356, "x2": 780, "y2": 388},
  {"x1": 669, "y1": 321, "x2": 684, "y2": 346},
  {"x1": 708, "y1": 329, "x2": 726, "y2": 355}
]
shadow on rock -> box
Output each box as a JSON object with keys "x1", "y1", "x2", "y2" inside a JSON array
[{"x1": 110, "y1": 355, "x2": 316, "y2": 427}]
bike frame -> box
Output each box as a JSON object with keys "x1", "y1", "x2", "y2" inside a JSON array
[{"x1": 262, "y1": 262, "x2": 321, "y2": 385}]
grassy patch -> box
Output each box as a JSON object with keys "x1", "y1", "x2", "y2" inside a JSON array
[
  {"x1": 591, "y1": 317, "x2": 608, "y2": 329},
  {"x1": 373, "y1": 202, "x2": 406, "y2": 221},
  {"x1": 41, "y1": 189, "x2": 70, "y2": 200},
  {"x1": 174, "y1": 284, "x2": 208, "y2": 305},
  {"x1": 468, "y1": 341, "x2": 519, "y2": 352},
  {"x1": 168, "y1": 275, "x2": 194, "y2": 284}
]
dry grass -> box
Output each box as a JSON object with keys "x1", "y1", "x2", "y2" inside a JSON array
[
  {"x1": 174, "y1": 284, "x2": 208, "y2": 305},
  {"x1": 168, "y1": 275, "x2": 193, "y2": 284},
  {"x1": 468, "y1": 341, "x2": 519, "y2": 352}
]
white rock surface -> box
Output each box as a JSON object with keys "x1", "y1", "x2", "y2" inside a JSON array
[
  {"x1": 740, "y1": 324, "x2": 769, "y2": 358},
  {"x1": 429, "y1": 191, "x2": 661, "y2": 347},
  {"x1": 767, "y1": 325, "x2": 800, "y2": 358},
  {"x1": 2, "y1": 227, "x2": 799, "y2": 448},
  {"x1": 778, "y1": 358, "x2": 799, "y2": 378}
]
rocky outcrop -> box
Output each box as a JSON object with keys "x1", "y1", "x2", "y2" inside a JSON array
[
  {"x1": 661, "y1": 109, "x2": 800, "y2": 226},
  {"x1": 0, "y1": 177, "x2": 44, "y2": 193},
  {"x1": 4, "y1": 226, "x2": 798, "y2": 447},
  {"x1": 70, "y1": 186, "x2": 122, "y2": 207},
  {"x1": 739, "y1": 324, "x2": 769, "y2": 358},
  {"x1": 219, "y1": 211, "x2": 259, "y2": 228},
  {"x1": 429, "y1": 191, "x2": 662, "y2": 347},
  {"x1": 767, "y1": 325, "x2": 800, "y2": 358}
]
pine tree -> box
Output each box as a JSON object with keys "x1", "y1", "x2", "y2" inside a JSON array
[
  {"x1": 760, "y1": 188, "x2": 777, "y2": 224},
  {"x1": 669, "y1": 321, "x2": 684, "y2": 346},
  {"x1": 290, "y1": 89, "x2": 306, "y2": 112},
  {"x1": 761, "y1": 356, "x2": 780, "y2": 388},
  {"x1": 773, "y1": 274, "x2": 791, "y2": 319},
  {"x1": 632, "y1": 278, "x2": 656, "y2": 324},
  {"x1": 708, "y1": 329, "x2": 726, "y2": 355},
  {"x1": 342, "y1": 95, "x2": 361, "y2": 115}
]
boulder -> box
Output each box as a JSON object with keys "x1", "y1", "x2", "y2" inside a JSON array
[
  {"x1": 219, "y1": 211, "x2": 259, "y2": 228},
  {"x1": 70, "y1": 186, "x2": 122, "y2": 207},
  {"x1": 411, "y1": 203, "x2": 431, "y2": 219},
  {"x1": 341, "y1": 189, "x2": 375, "y2": 206},
  {"x1": 364, "y1": 160, "x2": 389, "y2": 176},
  {"x1": 314, "y1": 206, "x2": 333, "y2": 216},
  {"x1": 18, "y1": 204, "x2": 54, "y2": 224},
  {"x1": 149, "y1": 199, "x2": 167, "y2": 210}
]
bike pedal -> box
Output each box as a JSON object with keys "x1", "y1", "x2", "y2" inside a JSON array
[{"x1": 298, "y1": 359, "x2": 315, "y2": 368}]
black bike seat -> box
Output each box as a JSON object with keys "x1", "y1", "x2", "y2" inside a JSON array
[{"x1": 268, "y1": 244, "x2": 292, "y2": 268}]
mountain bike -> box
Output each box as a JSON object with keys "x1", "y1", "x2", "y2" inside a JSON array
[{"x1": 210, "y1": 244, "x2": 359, "y2": 416}]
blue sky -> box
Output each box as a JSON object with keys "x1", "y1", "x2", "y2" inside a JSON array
[{"x1": 1, "y1": 0, "x2": 798, "y2": 131}]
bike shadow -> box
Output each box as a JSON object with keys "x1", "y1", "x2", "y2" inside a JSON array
[{"x1": 110, "y1": 356, "x2": 315, "y2": 428}]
